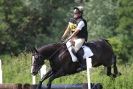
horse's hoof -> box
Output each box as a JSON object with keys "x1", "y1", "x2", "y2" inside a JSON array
[
  {"x1": 112, "y1": 72, "x2": 122, "y2": 78},
  {"x1": 36, "y1": 87, "x2": 41, "y2": 89},
  {"x1": 47, "y1": 84, "x2": 51, "y2": 89},
  {"x1": 36, "y1": 85, "x2": 42, "y2": 89},
  {"x1": 113, "y1": 74, "x2": 117, "y2": 78},
  {"x1": 108, "y1": 73, "x2": 116, "y2": 79},
  {"x1": 118, "y1": 72, "x2": 122, "y2": 76}
]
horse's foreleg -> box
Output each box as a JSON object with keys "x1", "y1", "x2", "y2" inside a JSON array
[
  {"x1": 36, "y1": 81, "x2": 42, "y2": 89},
  {"x1": 47, "y1": 69, "x2": 65, "y2": 89},
  {"x1": 41, "y1": 69, "x2": 53, "y2": 82},
  {"x1": 36, "y1": 70, "x2": 53, "y2": 89}
]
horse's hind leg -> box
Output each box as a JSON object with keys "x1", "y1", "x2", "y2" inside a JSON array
[
  {"x1": 113, "y1": 55, "x2": 121, "y2": 77},
  {"x1": 107, "y1": 66, "x2": 117, "y2": 78},
  {"x1": 107, "y1": 66, "x2": 112, "y2": 76}
]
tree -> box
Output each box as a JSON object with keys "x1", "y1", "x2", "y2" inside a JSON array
[
  {"x1": 0, "y1": 0, "x2": 76, "y2": 55},
  {"x1": 84, "y1": 0, "x2": 133, "y2": 62},
  {"x1": 84, "y1": 0, "x2": 118, "y2": 40},
  {"x1": 114, "y1": 0, "x2": 133, "y2": 62}
]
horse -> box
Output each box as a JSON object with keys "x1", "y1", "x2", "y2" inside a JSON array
[{"x1": 31, "y1": 39, "x2": 121, "y2": 89}]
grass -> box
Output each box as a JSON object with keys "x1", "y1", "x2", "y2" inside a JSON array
[{"x1": 0, "y1": 54, "x2": 133, "y2": 89}]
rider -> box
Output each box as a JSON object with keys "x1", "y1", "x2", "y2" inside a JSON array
[{"x1": 61, "y1": 6, "x2": 88, "y2": 66}]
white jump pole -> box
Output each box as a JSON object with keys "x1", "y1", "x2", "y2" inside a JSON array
[
  {"x1": 0, "y1": 60, "x2": 2, "y2": 84},
  {"x1": 40, "y1": 65, "x2": 46, "y2": 79},
  {"x1": 86, "y1": 57, "x2": 92, "y2": 89}
]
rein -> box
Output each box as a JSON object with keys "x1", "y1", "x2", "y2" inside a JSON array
[
  {"x1": 48, "y1": 42, "x2": 72, "y2": 59},
  {"x1": 48, "y1": 45, "x2": 63, "y2": 59}
]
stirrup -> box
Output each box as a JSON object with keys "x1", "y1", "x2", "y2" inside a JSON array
[
  {"x1": 77, "y1": 65, "x2": 86, "y2": 71},
  {"x1": 79, "y1": 63, "x2": 86, "y2": 68}
]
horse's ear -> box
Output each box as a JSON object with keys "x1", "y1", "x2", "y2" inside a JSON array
[
  {"x1": 33, "y1": 47, "x2": 38, "y2": 53},
  {"x1": 31, "y1": 47, "x2": 38, "y2": 53}
]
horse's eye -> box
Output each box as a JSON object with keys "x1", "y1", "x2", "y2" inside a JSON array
[{"x1": 35, "y1": 55, "x2": 39, "y2": 59}]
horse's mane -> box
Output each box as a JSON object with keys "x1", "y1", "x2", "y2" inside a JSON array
[{"x1": 37, "y1": 43, "x2": 63, "y2": 53}]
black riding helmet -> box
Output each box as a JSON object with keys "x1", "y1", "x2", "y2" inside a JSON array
[{"x1": 73, "y1": 6, "x2": 84, "y2": 14}]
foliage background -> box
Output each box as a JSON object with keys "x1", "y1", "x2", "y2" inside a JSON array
[
  {"x1": 0, "y1": 0, "x2": 132, "y2": 62},
  {"x1": 0, "y1": 0, "x2": 133, "y2": 89}
]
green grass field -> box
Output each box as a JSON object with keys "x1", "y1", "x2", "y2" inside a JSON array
[{"x1": 1, "y1": 54, "x2": 133, "y2": 89}]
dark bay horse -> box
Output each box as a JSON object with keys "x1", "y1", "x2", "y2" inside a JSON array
[{"x1": 31, "y1": 39, "x2": 121, "y2": 89}]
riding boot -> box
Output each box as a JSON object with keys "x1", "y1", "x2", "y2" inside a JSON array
[
  {"x1": 72, "y1": 48, "x2": 86, "y2": 69},
  {"x1": 76, "y1": 53, "x2": 86, "y2": 69}
]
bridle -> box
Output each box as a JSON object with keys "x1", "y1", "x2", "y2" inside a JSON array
[
  {"x1": 32, "y1": 53, "x2": 44, "y2": 67},
  {"x1": 31, "y1": 42, "x2": 71, "y2": 67}
]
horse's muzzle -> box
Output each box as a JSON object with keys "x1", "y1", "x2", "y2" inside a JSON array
[
  {"x1": 31, "y1": 66, "x2": 38, "y2": 75},
  {"x1": 31, "y1": 71, "x2": 38, "y2": 75}
]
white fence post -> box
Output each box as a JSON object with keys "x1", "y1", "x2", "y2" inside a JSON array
[
  {"x1": 0, "y1": 60, "x2": 2, "y2": 84},
  {"x1": 31, "y1": 56, "x2": 36, "y2": 84},
  {"x1": 32, "y1": 75, "x2": 36, "y2": 84},
  {"x1": 86, "y1": 57, "x2": 92, "y2": 89}
]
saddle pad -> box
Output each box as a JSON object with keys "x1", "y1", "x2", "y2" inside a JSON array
[{"x1": 82, "y1": 45, "x2": 93, "y2": 59}]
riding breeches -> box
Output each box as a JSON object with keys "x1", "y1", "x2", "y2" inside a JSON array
[{"x1": 73, "y1": 38, "x2": 85, "y2": 52}]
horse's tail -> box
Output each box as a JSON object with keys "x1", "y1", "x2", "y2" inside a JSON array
[
  {"x1": 102, "y1": 39, "x2": 112, "y2": 48},
  {"x1": 103, "y1": 39, "x2": 118, "y2": 74}
]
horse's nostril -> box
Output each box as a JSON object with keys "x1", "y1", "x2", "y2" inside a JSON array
[{"x1": 32, "y1": 72, "x2": 37, "y2": 75}]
